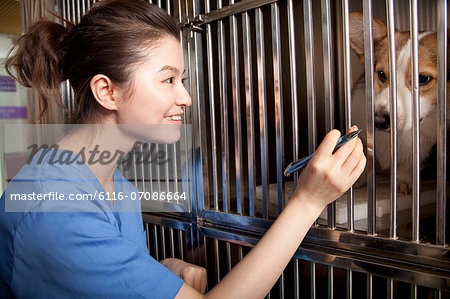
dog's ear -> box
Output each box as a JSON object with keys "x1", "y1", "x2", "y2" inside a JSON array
[{"x1": 349, "y1": 12, "x2": 387, "y2": 61}]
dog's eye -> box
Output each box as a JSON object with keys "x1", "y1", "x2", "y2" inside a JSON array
[
  {"x1": 418, "y1": 75, "x2": 432, "y2": 86},
  {"x1": 377, "y1": 71, "x2": 387, "y2": 83}
]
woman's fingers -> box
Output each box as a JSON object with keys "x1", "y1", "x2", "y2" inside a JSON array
[
  {"x1": 341, "y1": 138, "x2": 364, "y2": 174},
  {"x1": 349, "y1": 153, "x2": 367, "y2": 182},
  {"x1": 313, "y1": 129, "x2": 341, "y2": 159}
]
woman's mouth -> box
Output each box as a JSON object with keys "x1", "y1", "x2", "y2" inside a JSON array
[{"x1": 165, "y1": 115, "x2": 182, "y2": 124}]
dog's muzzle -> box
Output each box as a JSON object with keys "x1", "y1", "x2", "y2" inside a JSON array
[{"x1": 374, "y1": 111, "x2": 390, "y2": 131}]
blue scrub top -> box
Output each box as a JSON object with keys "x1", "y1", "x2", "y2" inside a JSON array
[{"x1": 0, "y1": 148, "x2": 183, "y2": 298}]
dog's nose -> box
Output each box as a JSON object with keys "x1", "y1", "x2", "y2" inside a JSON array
[{"x1": 374, "y1": 111, "x2": 390, "y2": 130}]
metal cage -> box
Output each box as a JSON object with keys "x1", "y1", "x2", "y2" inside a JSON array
[{"x1": 59, "y1": 0, "x2": 449, "y2": 297}]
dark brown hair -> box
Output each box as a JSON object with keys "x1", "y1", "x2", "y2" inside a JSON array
[{"x1": 5, "y1": 0, "x2": 180, "y2": 124}]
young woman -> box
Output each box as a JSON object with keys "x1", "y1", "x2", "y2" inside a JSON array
[{"x1": 0, "y1": 0, "x2": 366, "y2": 298}]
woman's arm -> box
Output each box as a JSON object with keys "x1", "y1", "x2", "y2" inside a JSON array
[{"x1": 176, "y1": 128, "x2": 366, "y2": 299}]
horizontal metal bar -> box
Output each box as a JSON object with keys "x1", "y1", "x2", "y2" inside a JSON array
[
  {"x1": 142, "y1": 213, "x2": 191, "y2": 231},
  {"x1": 200, "y1": 219, "x2": 449, "y2": 291},
  {"x1": 193, "y1": 0, "x2": 278, "y2": 25},
  {"x1": 198, "y1": 210, "x2": 449, "y2": 272}
]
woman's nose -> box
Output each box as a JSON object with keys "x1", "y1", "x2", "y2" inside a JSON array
[{"x1": 176, "y1": 87, "x2": 192, "y2": 107}]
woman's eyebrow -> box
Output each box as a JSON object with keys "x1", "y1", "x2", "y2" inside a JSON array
[{"x1": 157, "y1": 65, "x2": 186, "y2": 75}]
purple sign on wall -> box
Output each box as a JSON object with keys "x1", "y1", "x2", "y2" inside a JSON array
[
  {"x1": 0, "y1": 106, "x2": 27, "y2": 119},
  {"x1": 0, "y1": 76, "x2": 17, "y2": 92}
]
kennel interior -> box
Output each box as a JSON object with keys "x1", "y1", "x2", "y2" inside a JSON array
[{"x1": 5, "y1": 0, "x2": 449, "y2": 297}]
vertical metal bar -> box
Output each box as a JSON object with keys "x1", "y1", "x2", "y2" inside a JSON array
[
  {"x1": 157, "y1": 0, "x2": 162, "y2": 8},
  {"x1": 214, "y1": 239, "x2": 220, "y2": 283},
  {"x1": 271, "y1": 2, "x2": 284, "y2": 213},
  {"x1": 172, "y1": 143, "x2": 178, "y2": 194},
  {"x1": 140, "y1": 144, "x2": 146, "y2": 194},
  {"x1": 132, "y1": 149, "x2": 138, "y2": 187},
  {"x1": 156, "y1": 144, "x2": 162, "y2": 198},
  {"x1": 160, "y1": 226, "x2": 166, "y2": 260},
  {"x1": 311, "y1": 262, "x2": 316, "y2": 299},
  {"x1": 164, "y1": 144, "x2": 170, "y2": 196},
  {"x1": 166, "y1": 0, "x2": 171, "y2": 14},
  {"x1": 256, "y1": 8, "x2": 269, "y2": 218},
  {"x1": 153, "y1": 224, "x2": 159, "y2": 261},
  {"x1": 367, "y1": 274, "x2": 372, "y2": 299},
  {"x1": 294, "y1": 259, "x2": 300, "y2": 299},
  {"x1": 386, "y1": 0, "x2": 398, "y2": 240},
  {"x1": 363, "y1": 0, "x2": 376, "y2": 236},
  {"x1": 347, "y1": 269, "x2": 352, "y2": 299},
  {"x1": 226, "y1": 242, "x2": 232, "y2": 272},
  {"x1": 243, "y1": 11, "x2": 256, "y2": 217},
  {"x1": 321, "y1": 0, "x2": 336, "y2": 229},
  {"x1": 411, "y1": 284, "x2": 417, "y2": 299},
  {"x1": 71, "y1": 0, "x2": 75, "y2": 23},
  {"x1": 410, "y1": 0, "x2": 420, "y2": 243},
  {"x1": 178, "y1": 230, "x2": 184, "y2": 260},
  {"x1": 388, "y1": 278, "x2": 393, "y2": 299},
  {"x1": 145, "y1": 222, "x2": 150, "y2": 254},
  {"x1": 280, "y1": 272, "x2": 285, "y2": 299},
  {"x1": 169, "y1": 228, "x2": 175, "y2": 257},
  {"x1": 230, "y1": 0, "x2": 243, "y2": 214},
  {"x1": 303, "y1": 0, "x2": 317, "y2": 154},
  {"x1": 218, "y1": 0, "x2": 230, "y2": 213},
  {"x1": 342, "y1": 0, "x2": 354, "y2": 232},
  {"x1": 81, "y1": 0, "x2": 86, "y2": 15},
  {"x1": 148, "y1": 144, "x2": 154, "y2": 195},
  {"x1": 287, "y1": 0, "x2": 300, "y2": 190},
  {"x1": 328, "y1": 265, "x2": 333, "y2": 299},
  {"x1": 436, "y1": 0, "x2": 447, "y2": 246},
  {"x1": 205, "y1": 1, "x2": 219, "y2": 211},
  {"x1": 238, "y1": 245, "x2": 243, "y2": 260}
]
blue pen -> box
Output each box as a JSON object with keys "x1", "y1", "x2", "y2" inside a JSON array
[{"x1": 283, "y1": 129, "x2": 362, "y2": 177}]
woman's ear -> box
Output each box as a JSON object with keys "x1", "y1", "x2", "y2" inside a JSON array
[{"x1": 90, "y1": 74, "x2": 119, "y2": 111}]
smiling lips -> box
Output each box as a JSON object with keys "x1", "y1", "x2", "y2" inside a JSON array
[{"x1": 165, "y1": 115, "x2": 183, "y2": 124}]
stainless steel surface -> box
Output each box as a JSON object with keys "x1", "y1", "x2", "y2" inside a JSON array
[
  {"x1": 311, "y1": 262, "x2": 316, "y2": 299},
  {"x1": 243, "y1": 11, "x2": 256, "y2": 217},
  {"x1": 363, "y1": 0, "x2": 376, "y2": 236},
  {"x1": 255, "y1": 7, "x2": 269, "y2": 218},
  {"x1": 328, "y1": 265, "x2": 334, "y2": 299},
  {"x1": 347, "y1": 269, "x2": 352, "y2": 299},
  {"x1": 55, "y1": 0, "x2": 450, "y2": 296},
  {"x1": 410, "y1": 0, "x2": 420, "y2": 243},
  {"x1": 342, "y1": 0, "x2": 354, "y2": 232},
  {"x1": 287, "y1": 0, "x2": 300, "y2": 190},
  {"x1": 303, "y1": 0, "x2": 317, "y2": 154},
  {"x1": 271, "y1": 2, "x2": 284, "y2": 213},
  {"x1": 436, "y1": 0, "x2": 447, "y2": 247},
  {"x1": 321, "y1": 0, "x2": 336, "y2": 229},
  {"x1": 218, "y1": 12, "x2": 230, "y2": 212},
  {"x1": 230, "y1": 3, "x2": 244, "y2": 214},
  {"x1": 194, "y1": 0, "x2": 277, "y2": 25},
  {"x1": 386, "y1": 0, "x2": 398, "y2": 240},
  {"x1": 205, "y1": 0, "x2": 219, "y2": 211}
]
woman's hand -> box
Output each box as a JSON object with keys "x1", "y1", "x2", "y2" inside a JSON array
[
  {"x1": 160, "y1": 258, "x2": 207, "y2": 294},
  {"x1": 293, "y1": 126, "x2": 366, "y2": 212}
]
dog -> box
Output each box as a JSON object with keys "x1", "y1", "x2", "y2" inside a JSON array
[{"x1": 349, "y1": 12, "x2": 449, "y2": 194}]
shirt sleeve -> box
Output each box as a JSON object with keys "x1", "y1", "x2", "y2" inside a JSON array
[{"x1": 10, "y1": 211, "x2": 183, "y2": 299}]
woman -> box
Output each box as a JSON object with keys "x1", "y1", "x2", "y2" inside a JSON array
[{"x1": 0, "y1": 0, "x2": 366, "y2": 298}]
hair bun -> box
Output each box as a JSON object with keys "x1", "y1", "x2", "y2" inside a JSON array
[{"x1": 6, "y1": 20, "x2": 69, "y2": 88}]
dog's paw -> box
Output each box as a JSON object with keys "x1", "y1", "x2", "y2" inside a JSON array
[{"x1": 398, "y1": 182, "x2": 412, "y2": 195}]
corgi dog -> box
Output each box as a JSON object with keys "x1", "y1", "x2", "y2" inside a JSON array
[{"x1": 349, "y1": 12, "x2": 449, "y2": 194}]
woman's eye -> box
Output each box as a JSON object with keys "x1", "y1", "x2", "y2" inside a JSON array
[
  {"x1": 377, "y1": 71, "x2": 387, "y2": 83},
  {"x1": 182, "y1": 78, "x2": 187, "y2": 86},
  {"x1": 418, "y1": 74, "x2": 432, "y2": 86},
  {"x1": 165, "y1": 78, "x2": 174, "y2": 84}
]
